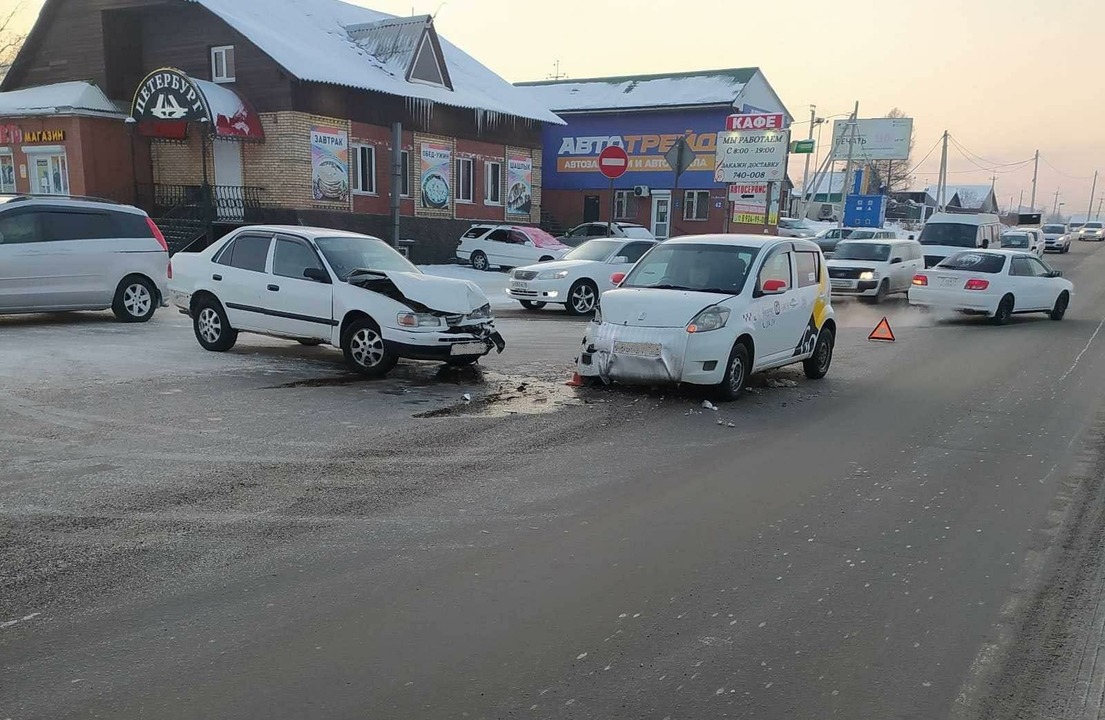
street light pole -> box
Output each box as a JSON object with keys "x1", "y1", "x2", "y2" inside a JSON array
[
  {"x1": 1086, "y1": 170, "x2": 1098, "y2": 225},
  {"x1": 799, "y1": 105, "x2": 819, "y2": 222}
]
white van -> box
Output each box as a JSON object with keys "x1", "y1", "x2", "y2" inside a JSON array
[
  {"x1": 827, "y1": 237, "x2": 924, "y2": 303},
  {"x1": 917, "y1": 212, "x2": 1002, "y2": 268}
]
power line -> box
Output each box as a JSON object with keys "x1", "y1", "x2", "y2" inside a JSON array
[
  {"x1": 947, "y1": 136, "x2": 1033, "y2": 173},
  {"x1": 1039, "y1": 155, "x2": 1094, "y2": 181},
  {"x1": 947, "y1": 135, "x2": 1032, "y2": 168}
]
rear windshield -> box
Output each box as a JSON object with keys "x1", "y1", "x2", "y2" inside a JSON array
[
  {"x1": 1042, "y1": 224, "x2": 1066, "y2": 233},
  {"x1": 1000, "y1": 233, "x2": 1030, "y2": 248},
  {"x1": 832, "y1": 242, "x2": 891, "y2": 261},
  {"x1": 919, "y1": 222, "x2": 978, "y2": 247},
  {"x1": 623, "y1": 243, "x2": 760, "y2": 295},
  {"x1": 935, "y1": 252, "x2": 1006, "y2": 273}
]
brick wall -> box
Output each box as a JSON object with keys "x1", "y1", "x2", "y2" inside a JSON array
[{"x1": 244, "y1": 111, "x2": 351, "y2": 212}]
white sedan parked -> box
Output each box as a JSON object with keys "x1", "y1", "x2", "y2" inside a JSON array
[
  {"x1": 455, "y1": 224, "x2": 569, "y2": 271},
  {"x1": 507, "y1": 237, "x2": 657, "y2": 314},
  {"x1": 169, "y1": 226, "x2": 504, "y2": 377},
  {"x1": 909, "y1": 250, "x2": 1073, "y2": 325}
]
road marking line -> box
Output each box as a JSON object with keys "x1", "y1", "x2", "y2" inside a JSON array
[{"x1": 1060, "y1": 314, "x2": 1105, "y2": 383}]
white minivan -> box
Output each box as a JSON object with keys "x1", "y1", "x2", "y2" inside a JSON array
[
  {"x1": 0, "y1": 195, "x2": 170, "y2": 321},
  {"x1": 827, "y1": 238, "x2": 924, "y2": 303},
  {"x1": 917, "y1": 212, "x2": 1002, "y2": 268}
]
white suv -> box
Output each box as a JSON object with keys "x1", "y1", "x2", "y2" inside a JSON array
[
  {"x1": 0, "y1": 195, "x2": 170, "y2": 321},
  {"x1": 455, "y1": 224, "x2": 569, "y2": 270},
  {"x1": 827, "y1": 238, "x2": 924, "y2": 303},
  {"x1": 169, "y1": 226, "x2": 504, "y2": 377}
]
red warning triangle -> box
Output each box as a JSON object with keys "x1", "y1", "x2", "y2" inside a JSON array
[{"x1": 868, "y1": 317, "x2": 896, "y2": 342}]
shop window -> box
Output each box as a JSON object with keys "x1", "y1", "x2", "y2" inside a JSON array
[
  {"x1": 485, "y1": 161, "x2": 502, "y2": 205},
  {"x1": 400, "y1": 151, "x2": 410, "y2": 197},
  {"x1": 455, "y1": 157, "x2": 474, "y2": 203},
  {"x1": 211, "y1": 45, "x2": 236, "y2": 83},
  {"x1": 27, "y1": 152, "x2": 69, "y2": 195},
  {"x1": 614, "y1": 190, "x2": 637, "y2": 220},
  {"x1": 352, "y1": 145, "x2": 376, "y2": 194},
  {"x1": 683, "y1": 190, "x2": 710, "y2": 221},
  {"x1": 0, "y1": 152, "x2": 15, "y2": 193}
]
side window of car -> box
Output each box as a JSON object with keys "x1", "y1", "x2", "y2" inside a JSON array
[
  {"x1": 508, "y1": 230, "x2": 531, "y2": 245},
  {"x1": 218, "y1": 234, "x2": 272, "y2": 272},
  {"x1": 1010, "y1": 257, "x2": 1032, "y2": 277},
  {"x1": 1026, "y1": 258, "x2": 1051, "y2": 277},
  {"x1": 486, "y1": 229, "x2": 511, "y2": 243},
  {"x1": 273, "y1": 237, "x2": 324, "y2": 280},
  {"x1": 794, "y1": 251, "x2": 820, "y2": 288},
  {"x1": 462, "y1": 226, "x2": 488, "y2": 239},
  {"x1": 0, "y1": 211, "x2": 42, "y2": 244},
  {"x1": 588, "y1": 224, "x2": 608, "y2": 237},
  {"x1": 758, "y1": 250, "x2": 793, "y2": 291},
  {"x1": 619, "y1": 242, "x2": 653, "y2": 264},
  {"x1": 41, "y1": 210, "x2": 117, "y2": 241}
]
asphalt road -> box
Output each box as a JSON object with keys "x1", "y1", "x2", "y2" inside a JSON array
[{"x1": 5, "y1": 244, "x2": 1105, "y2": 719}]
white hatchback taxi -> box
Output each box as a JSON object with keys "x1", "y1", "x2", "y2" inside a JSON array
[
  {"x1": 577, "y1": 235, "x2": 836, "y2": 400},
  {"x1": 507, "y1": 237, "x2": 657, "y2": 314},
  {"x1": 169, "y1": 226, "x2": 504, "y2": 376},
  {"x1": 909, "y1": 250, "x2": 1073, "y2": 325}
]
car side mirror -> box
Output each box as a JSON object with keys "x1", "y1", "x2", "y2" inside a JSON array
[
  {"x1": 610, "y1": 272, "x2": 627, "y2": 286},
  {"x1": 1049, "y1": 270, "x2": 1063, "y2": 278},
  {"x1": 303, "y1": 267, "x2": 331, "y2": 283},
  {"x1": 760, "y1": 279, "x2": 788, "y2": 294},
  {"x1": 612, "y1": 255, "x2": 629, "y2": 264}
]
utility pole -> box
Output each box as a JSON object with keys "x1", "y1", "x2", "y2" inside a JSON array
[
  {"x1": 799, "y1": 104, "x2": 820, "y2": 222},
  {"x1": 839, "y1": 101, "x2": 859, "y2": 229},
  {"x1": 1098, "y1": 197, "x2": 1103, "y2": 220},
  {"x1": 1052, "y1": 189, "x2": 1061, "y2": 217},
  {"x1": 936, "y1": 131, "x2": 949, "y2": 210},
  {"x1": 1029, "y1": 149, "x2": 1039, "y2": 210},
  {"x1": 1086, "y1": 170, "x2": 1098, "y2": 225},
  {"x1": 1018, "y1": 189, "x2": 1023, "y2": 213}
]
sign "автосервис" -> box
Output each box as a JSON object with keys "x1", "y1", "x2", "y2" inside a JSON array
[{"x1": 713, "y1": 129, "x2": 789, "y2": 183}]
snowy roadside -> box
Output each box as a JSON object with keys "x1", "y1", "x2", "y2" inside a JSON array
[{"x1": 420, "y1": 263, "x2": 515, "y2": 309}]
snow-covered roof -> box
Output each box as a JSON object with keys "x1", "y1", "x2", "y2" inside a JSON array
[
  {"x1": 516, "y1": 68, "x2": 758, "y2": 113},
  {"x1": 925, "y1": 184, "x2": 994, "y2": 207},
  {"x1": 0, "y1": 81, "x2": 121, "y2": 117},
  {"x1": 185, "y1": 0, "x2": 562, "y2": 124}
]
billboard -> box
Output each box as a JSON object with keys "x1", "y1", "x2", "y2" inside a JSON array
[
  {"x1": 714, "y1": 128, "x2": 789, "y2": 183},
  {"x1": 310, "y1": 124, "x2": 349, "y2": 202},
  {"x1": 539, "y1": 108, "x2": 731, "y2": 190},
  {"x1": 506, "y1": 154, "x2": 533, "y2": 215},
  {"x1": 420, "y1": 142, "x2": 452, "y2": 210},
  {"x1": 831, "y1": 117, "x2": 913, "y2": 161}
]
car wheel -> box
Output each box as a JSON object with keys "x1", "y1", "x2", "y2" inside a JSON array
[
  {"x1": 112, "y1": 275, "x2": 157, "y2": 323},
  {"x1": 872, "y1": 279, "x2": 889, "y2": 304},
  {"x1": 803, "y1": 327, "x2": 834, "y2": 379},
  {"x1": 193, "y1": 297, "x2": 238, "y2": 351},
  {"x1": 520, "y1": 300, "x2": 546, "y2": 311},
  {"x1": 297, "y1": 339, "x2": 325, "y2": 346},
  {"x1": 715, "y1": 342, "x2": 750, "y2": 401},
  {"x1": 1050, "y1": 291, "x2": 1069, "y2": 321},
  {"x1": 342, "y1": 317, "x2": 398, "y2": 377},
  {"x1": 566, "y1": 280, "x2": 599, "y2": 315},
  {"x1": 992, "y1": 294, "x2": 1014, "y2": 326},
  {"x1": 471, "y1": 251, "x2": 490, "y2": 271}
]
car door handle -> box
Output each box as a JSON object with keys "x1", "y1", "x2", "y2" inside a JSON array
[
  {"x1": 267, "y1": 284, "x2": 280, "y2": 292},
  {"x1": 212, "y1": 274, "x2": 222, "y2": 281}
]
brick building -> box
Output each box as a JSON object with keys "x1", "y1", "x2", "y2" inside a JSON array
[
  {"x1": 1, "y1": 0, "x2": 562, "y2": 261},
  {"x1": 517, "y1": 69, "x2": 792, "y2": 239}
]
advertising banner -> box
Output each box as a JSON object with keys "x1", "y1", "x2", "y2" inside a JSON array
[
  {"x1": 420, "y1": 142, "x2": 452, "y2": 210},
  {"x1": 506, "y1": 154, "x2": 533, "y2": 215},
  {"x1": 714, "y1": 129, "x2": 789, "y2": 183},
  {"x1": 310, "y1": 124, "x2": 349, "y2": 202},
  {"x1": 831, "y1": 118, "x2": 913, "y2": 161}
]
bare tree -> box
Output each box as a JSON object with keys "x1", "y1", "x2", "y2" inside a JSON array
[{"x1": 0, "y1": 4, "x2": 27, "y2": 84}]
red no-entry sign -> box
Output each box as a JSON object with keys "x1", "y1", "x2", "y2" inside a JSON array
[{"x1": 597, "y1": 145, "x2": 629, "y2": 180}]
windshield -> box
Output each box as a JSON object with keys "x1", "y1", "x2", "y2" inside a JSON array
[
  {"x1": 919, "y1": 222, "x2": 978, "y2": 247},
  {"x1": 1085, "y1": 222, "x2": 1103, "y2": 229},
  {"x1": 1071, "y1": 222, "x2": 1085, "y2": 229},
  {"x1": 315, "y1": 235, "x2": 419, "y2": 279},
  {"x1": 564, "y1": 239, "x2": 619, "y2": 262},
  {"x1": 620, "y1": 226, "x2": 655, "y2": 239},
  {"x1": 622, "y1": 243, "x2": 759, "y2": 294},
  {"x1": 1043, "y1": 224, "x2": 1066, "y2": 233},
  {"x1": 833, "y1": 242, "x2": 891, "y2": 261},
  {"x1": 1001, "y1": 233, "x2": 1030, "y2": 248},
  {"x1": 936, "y1": 252, "x2": 1006, "y2": 273}
]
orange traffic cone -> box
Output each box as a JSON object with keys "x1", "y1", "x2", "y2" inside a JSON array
[{"x1": 565, "y1": 371, "x2": 584, "y2": 387}]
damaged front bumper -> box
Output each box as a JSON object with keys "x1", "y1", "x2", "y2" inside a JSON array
[
  {"x1": 576, "y1": 322, "x2": 731, "y2": 387},
  {"x1": 383, "y1": 322, "x2": 506, "y2": 362}
]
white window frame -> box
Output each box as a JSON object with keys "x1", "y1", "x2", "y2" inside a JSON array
[
  {"x1": 400, "y1": 150, "x2": 410, "y2": 197},
  {"x1": 352, "y1": 144, "x2": 377, "y2": 195},
  {"x1": 455, "y1": 157, "x2": 474, "y2": 203},
  {"x1": 23, "y1": 146, "x2": 69, "y2": 195},
  {"x1": 614, "y1": 190, "x2": 635, "y2": 220},
  {"x1": 683, "y1": 190, "x2": 710, "y2": 221},
  {"x1": 0, "y1": 150, "x2": 15, "y2": 194},
  {"x1": 484, "y1": 160, "x2": 502, "y2": 206},
  {"x1": 211, "y1": 45, "x2": 236, "y2": 84}
]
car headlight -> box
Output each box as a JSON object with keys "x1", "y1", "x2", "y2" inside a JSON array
[
  {"x1": 397, "y1": 312, "x2": 443, "y2": 328},
  {"x1": 538, "y1": 269, "x2": 570, "y2": 280},
  {"x1": 467, "y1": 303, "x2": 492, "y2": 321},
  {"x1": 859, "y1": 271, "x2": 877, "y2": 281},
  {"x1": 687, "y1": 305, "x2": 730, "y2": 333}
]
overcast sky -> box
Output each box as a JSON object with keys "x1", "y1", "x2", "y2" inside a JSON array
[{"x1": 11, "y1": 0, "x2": 1103, "y2": 216}]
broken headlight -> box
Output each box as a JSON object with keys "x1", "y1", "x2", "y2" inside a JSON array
[
  {"x1": 467, "y1": 303, "x2": 492, "y2": 321},
  {"x1": 397, "y1": 312, "x2": 444, "y2": 328}
]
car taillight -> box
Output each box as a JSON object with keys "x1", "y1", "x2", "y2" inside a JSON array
[
  {"x1": 912, "y1": 274, "x2": 928, "y2": 286},
  {"x1": 167, "y1": 261, "x2": 173, "y2": 279},
  {"x1": 964, "y1": 278, "x2": 989, "y2": 291},
  {"x1": 146, "y1": 217, "x2": 169, "y2": 253}
]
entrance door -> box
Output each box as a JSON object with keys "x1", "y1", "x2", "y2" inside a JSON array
[
  {"x1": 583, "y1": 195, "x2": 601, "y2": 223},
  {"x1": 213, "y1": 139, "x2": 244, "y2": 220},
  {"x1": 651, "y1": 190, "x2": 671, "y2": 239}
]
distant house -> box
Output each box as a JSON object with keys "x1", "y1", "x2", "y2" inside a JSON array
[
  {"x1": 925, "y1": 184, "x2": 999, "y2": 213},
  {"x1": 887, "y1": 190, "x2": 937, "y2": 221}
]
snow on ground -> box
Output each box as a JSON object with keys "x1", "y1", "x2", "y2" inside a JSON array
[{"x1": 420, "y1": 264, "x2": 515, "y2": 308}]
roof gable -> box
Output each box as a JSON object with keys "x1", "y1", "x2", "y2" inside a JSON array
[{"x1": 346, "y1": 14, "x2": 452, "y2": 91}]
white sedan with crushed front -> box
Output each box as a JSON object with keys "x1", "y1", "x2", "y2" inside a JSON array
[
  {"x1": 577, "y1": 235, "x2": 837, "y2": 400},
  {"x1": 168, "y1": 226, "x2": 504, "y2": 377},
  {"x1": 507, "y1": 237, "x2": 657, "y2": 314},
  {"x1": 909, "y1": 249, "x2": 1073, "y2": 325}
]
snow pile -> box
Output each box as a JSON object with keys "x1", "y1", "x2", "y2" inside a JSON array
[
  {"x1": 0, "y1": 81, "x2": 120, "y2": 117},
  {"x1": 518, "y1": 69, "x2": 754, "y2": 113}
]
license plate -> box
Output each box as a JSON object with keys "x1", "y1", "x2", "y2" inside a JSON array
[
  {"x1": 614, "y1": 341, "x2": 662, "y2": 357},
  {"x1": 830, "y1": 279, "x2": 853, "y2": 289},
  {"x1": 450, "y1": 341, "x2": 487, "y2": 356},
  {"x1": 939, "y1": 276, "x2": 959, "y2": 287},
  {"x1": 510, "y1": 281, "x2": 529, "y2": 290}
]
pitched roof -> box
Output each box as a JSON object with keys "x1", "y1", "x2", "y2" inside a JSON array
[
  {"x1": 925, "y1": 184, "x2": 995, "y2": 208},
  {"x1": 516, "y1": 68, "x2": 759, "y2": 113},
  {"x1": 183, "y1": 0, "x2": 562, "y2": 124},
  {"x1": 0, "y1": 81, "x2": 121, "y2": 117}
]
